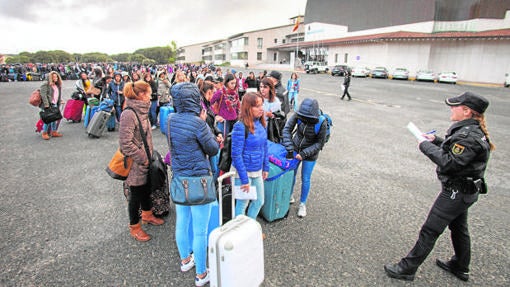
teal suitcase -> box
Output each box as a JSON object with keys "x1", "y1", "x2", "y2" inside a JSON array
[{"x1": 261, "y1": 163, "x2": 294, "y2": 222}]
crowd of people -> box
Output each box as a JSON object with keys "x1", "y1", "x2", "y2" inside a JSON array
[{"x1": 31, "y1": 61, "x2": 495, "y2": 285}]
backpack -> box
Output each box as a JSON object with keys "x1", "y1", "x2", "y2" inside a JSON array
[
  {"x1": 218, "y1": 122, "x2": 249, "y2": 172},
  {"x1": 316, "y1": 110, "x2": 332, "y2": 144}
]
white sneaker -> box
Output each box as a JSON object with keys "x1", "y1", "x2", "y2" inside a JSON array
[
  {"x1": 195, "y1": 270, "x2": 210, "y2": 287},
  {"x1": 297, "y1": 203, "x2": 307, "y2": 218},
  {"x1": 180, "y1": 254, "x2": 195, "y2": 272},
  {"x1": 151, "y1": 125, "x2": 157, "y2": 130},
  {"x1": 289, "y1": 195, "x2": 295, "y2": 204}
]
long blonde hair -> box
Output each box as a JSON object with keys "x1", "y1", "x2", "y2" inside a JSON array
[
  {"x1": 46, "y1": 71, "x2": 62, "y2": 87},
  {"x1": 472, "y1": 112, "x2": 495, "y2": 151}
]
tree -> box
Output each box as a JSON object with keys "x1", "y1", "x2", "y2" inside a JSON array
[
  {"x1": 128, "y1": 53, "x2": 146, "y2": 63},
  {"x1": 5, "y1": 55, "x2": 30, "y2": 64},
  {"x1": 134, "y1": 46, "x2": 172, "y2": 64},
  {"x1": 111, "y1": 53, "x2": 131, "y2": 62}
]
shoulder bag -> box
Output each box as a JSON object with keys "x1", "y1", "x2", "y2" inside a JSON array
[
  {"x1": 40, "y1": 106, "x2": 62, "y2": 124},
  {"x1": 126, "y1": 107, "x2": 168, "y2": 192},
  {"x1": 105, "y1": 148, "x2": 133, "y2": 180},
  {"x1": 29, "y1": 89, "x2": 42, "y2": 107},
  {"x1": 167, "y1": 117, "x2": 216, "y2": 206}
]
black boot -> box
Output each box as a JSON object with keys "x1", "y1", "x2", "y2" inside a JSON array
[
  {"x1": 384, "y1": 263, "x2": 416, "y2": 281},
  {"x1": 436, "y1": 259, "x2": 469, "y2": 281}
]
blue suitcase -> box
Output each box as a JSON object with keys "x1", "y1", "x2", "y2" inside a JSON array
[
  {"x1": 159, "y1": 105, "x2": 174, "y2": 134},
  {"x1": 106, "y1": 114, "x2": 116, "y2": 131},
  {"x1": 261, "y1": 162, "x2": 294, "y2": 222},
  {"x1": 84, "y1": 105, "x2": 99, "y2": 128}
]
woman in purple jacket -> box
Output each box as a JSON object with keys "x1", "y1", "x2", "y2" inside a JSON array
[{"x1": 210, "y1": 73, "x2": 240, "y2": 135}]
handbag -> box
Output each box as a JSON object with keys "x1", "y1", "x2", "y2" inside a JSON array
[
  {"x1": 125, "y1": 107, "x2": 168, "y2": 192},
  {"x1": 29, "y1": 89, "x2": 42, "y2": 107},
  {"x1": 39, "y1": 106, "x2": 63, "y2": 124},
  {"x1": 170, "y1": 174, "x2": 216, "y2": 205},
  {"x1": 166, "y1": 115, "x2": 216, "y2": 205},
  {"x1": 105, "y1": 148, "x2": 133, "y2": 180},
  {"x1": 87, "y1": 86, "x2": 101, "y2": 96}
]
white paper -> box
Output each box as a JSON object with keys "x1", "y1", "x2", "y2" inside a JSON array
[
  {"x1": 407, "y1": 122, "x2": 427, "y2": 142},
  {"x1": 233, "y1": 185, "x2": 257, "y2": 200}
]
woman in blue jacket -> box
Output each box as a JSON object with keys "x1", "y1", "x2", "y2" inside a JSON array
[
  {"x1": 231, "y1": 92, "x2": 269, "y2": 218},
  {"x1": 167, "y1": 82, "x2": 220, "y2": 287}
]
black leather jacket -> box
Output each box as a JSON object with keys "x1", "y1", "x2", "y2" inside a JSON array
[{"x1": 419, "y1": 118, "x2": 490, "y2": 184}]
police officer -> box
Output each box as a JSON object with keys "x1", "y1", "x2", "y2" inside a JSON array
[{"x1": 384, "y1": 91, "x2": 494, "y2": 282}]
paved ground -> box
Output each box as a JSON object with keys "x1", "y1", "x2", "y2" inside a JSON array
[{"x1": 0, "y1": 73, "x2": 509, "y2": 287}]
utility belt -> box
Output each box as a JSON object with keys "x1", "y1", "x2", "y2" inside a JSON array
[{"x1": 444, "y1": 177, "x2": 487, "y2": 194}]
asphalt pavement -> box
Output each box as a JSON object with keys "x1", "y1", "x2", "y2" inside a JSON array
[{"x1": 0, "y1": 73, "x2": 509, "y2": 287}]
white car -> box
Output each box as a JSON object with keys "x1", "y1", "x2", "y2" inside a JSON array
[
  {"x1": 351, "y1": 66, "x2": 370, "y2": 77},
  {"x1": 416, "y1": 70, "x2": 437, "y2": 82},
  {"x1": 438, "y1": 72, "x2": 458, "y2": 84},
  {"x1": 391, "y1": 68, "x2": 409, "y2": 80}
]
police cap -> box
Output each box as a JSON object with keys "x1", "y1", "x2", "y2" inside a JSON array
[{"x1": 445, "y1": 91, "x2": 489, "y2": 114}]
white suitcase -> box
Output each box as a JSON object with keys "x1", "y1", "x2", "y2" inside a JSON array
[{"x1": 208, "y1": 171, "x2": 264, "y2": 287}]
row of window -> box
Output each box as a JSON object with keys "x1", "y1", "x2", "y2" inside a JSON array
[{"x1": 202, "y1": 52, "x2": 264, "y2": 61}]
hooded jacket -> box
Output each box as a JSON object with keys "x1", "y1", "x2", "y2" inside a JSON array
[
  {"x1": 119, "y1": 97, "x2": 153, "y2": 187},
  {"x1": 167, "y1": 83, "x2": 219, "y2": 176},
  {"x1": 282, "y1": 98, "x2": 326, "y2": 161}
]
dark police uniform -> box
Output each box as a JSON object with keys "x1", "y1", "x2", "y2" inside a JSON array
[{"x1": 385, "y1": 92, "x2": 491, "y2": 282}]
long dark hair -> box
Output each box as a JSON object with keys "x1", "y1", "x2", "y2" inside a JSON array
[{"x1": 260, "y1": 78, "x2": 276, "y2": 102}]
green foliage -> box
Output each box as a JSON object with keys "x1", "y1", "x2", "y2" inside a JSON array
[
  {"x1": 111, "y1": 53, "x2": 131, "y2": 62},
  {"x1": 6, "y1": 55, "x2": 31, "y2": 64},
  {"x1": 134, "y1": 46, "x2": 174, "y2": 64},
  {"x1": 219, "y1": 62, "x2": 231, "y2": 67},
  {"x1": 6, "y1": 43, "x2": 177, "y2": 64}
]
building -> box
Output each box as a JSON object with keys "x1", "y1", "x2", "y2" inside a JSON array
[
  {"x1": 176, "y1": 16, "x2": 305, "y2": 67},
  {"x1": 273, "y1": 0, "x2": 510, "y2": 84}
]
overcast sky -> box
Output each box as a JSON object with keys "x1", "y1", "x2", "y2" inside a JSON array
[{"x1": 0, "y1": 0, "x2": 307, "y2": 55}]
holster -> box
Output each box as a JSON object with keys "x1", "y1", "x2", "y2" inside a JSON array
[{"x1": 446, "y1": 177, "x2": 486, "y2": 194}]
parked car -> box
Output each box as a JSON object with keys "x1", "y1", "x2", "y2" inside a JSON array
[
  {"x1": 331, "y1": 65, "x2": 349, "y2": 76},
  {"x1": 305, "y1": 62, "x2": 329, "y2": 74},
  {"x1": 438, "y1": 72, "x2": 457, "y2": 84},
  {"x1": 351, "y1": 66, "x2": 370, "y2": 77},
  {"x1": 391, "y1": 68, "x2": 409, "y2": 80},
  {"x1": 371, "y1": 67, "x2": 389, "y2": 79},
  {"x1": 415, "y1": 70, "x2": 437, "y2": 82},
  {"x1": 505, "y1": 73, "x2": 509, "y2": 87}
]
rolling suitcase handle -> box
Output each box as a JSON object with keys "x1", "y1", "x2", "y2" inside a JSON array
[{"x1": 217, "y1": 171, "x2": 236, "y2": 226}]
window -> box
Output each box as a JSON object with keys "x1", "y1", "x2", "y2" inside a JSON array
[
  {"x1": 282, "y1": 39, "x2": 286, "y2": 44},
  {"x1": 257, "y1": 38, "x2": 263, "y2": 49},
  {"x1": 273, "y1": 53, "x2": 277, "y2": 61},
  {"x1": 231, "y1": 37, "x2": 248, "y2": 48},
  {"x1": 274, "y1": 38, "x2": 278, "y2": 44},
  {"x1": 335, "y1": 53, "x2": 338, "y2": 63},
  {"x1": 231, "y1": 52, "x2": 248, "y2": 60},
  {"x1": 257, "y1": 52, "x2": 262, "y2": 60},
  {"x1": 344, "y1": 53, "x2": 348, "y2": 64}
]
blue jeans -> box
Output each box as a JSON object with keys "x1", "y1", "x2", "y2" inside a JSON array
[
  {"x1": 288, "y1": 91, "x2": 299, "y2": 111},
  {"x1": 209, "y1": 153, "x2": 220, "y2": 182},
  {"x1": 114, "y1": 106, "x2": 123, "y2": 122},
  {"x1": 175, "y1": 202, "x2": 212, "y2": 275},
  {"x1": 149, "y1": 100, "x2": 158, "y2": 126},
  {"x1": 292, "y1": 160, "x2": 317, "y2": 204},
  {"x1": 234, "y1": 176, "x2": 265, "y2": 219}
]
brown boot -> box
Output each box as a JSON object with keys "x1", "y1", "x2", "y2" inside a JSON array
[
  {"x1": 141, "y1": 210, "x2": 164, "y2": 226},
  {"x1": 129, "y1": 223, "x2": 151, "y2": 242},
  {"x1": 42, "y1": 132, "x2": 50, "y2": 140},
  {"x1": 51, "y1": 131, "x2": 63, "y2": 137}
]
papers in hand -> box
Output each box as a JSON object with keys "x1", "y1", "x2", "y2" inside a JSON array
[
  {"x1": 233, "y1": 185, "x2": 257, "y2": 200},
  {"x1": 407, "y1": 122, "x2": 427, "y2": 143}
]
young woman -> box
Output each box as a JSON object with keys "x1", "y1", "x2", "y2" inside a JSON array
[
  {"x1": 385, "y1": 92, "x2": 493, "y2": 282},
  {"x1": 286, "y1": 72, "x2": 301, "y2": 111},
  {"x1": 282, "y1": 98, "x2": 328, "y2": 218},
  {"x1": 210, "y1": 73, "x2": 240, "y2": 135},
  {"x1": 143, "y1": 72, "x2": 158, "y2": 129},
  {"x1": 167, "y1": 82, "x2": 220, "y2": 287},
  {"x1": 119, "y1": 80, "x2": 164, "y2": 242},
  {"x1": 40, "y1": 71, "x2": 63, "y2": 140},
  {"x1": 199, "y1": 81, "x2": 224, "y2": 180},
  {"x1": 259, "y1": 77, "x2": 281, "y2": 121},
  {"x1": 231, "y1": 92, "x2": 269, "y2": 219},
  {"x1": 109, "y1": 72, "x2": 125, "y2": 122}
]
